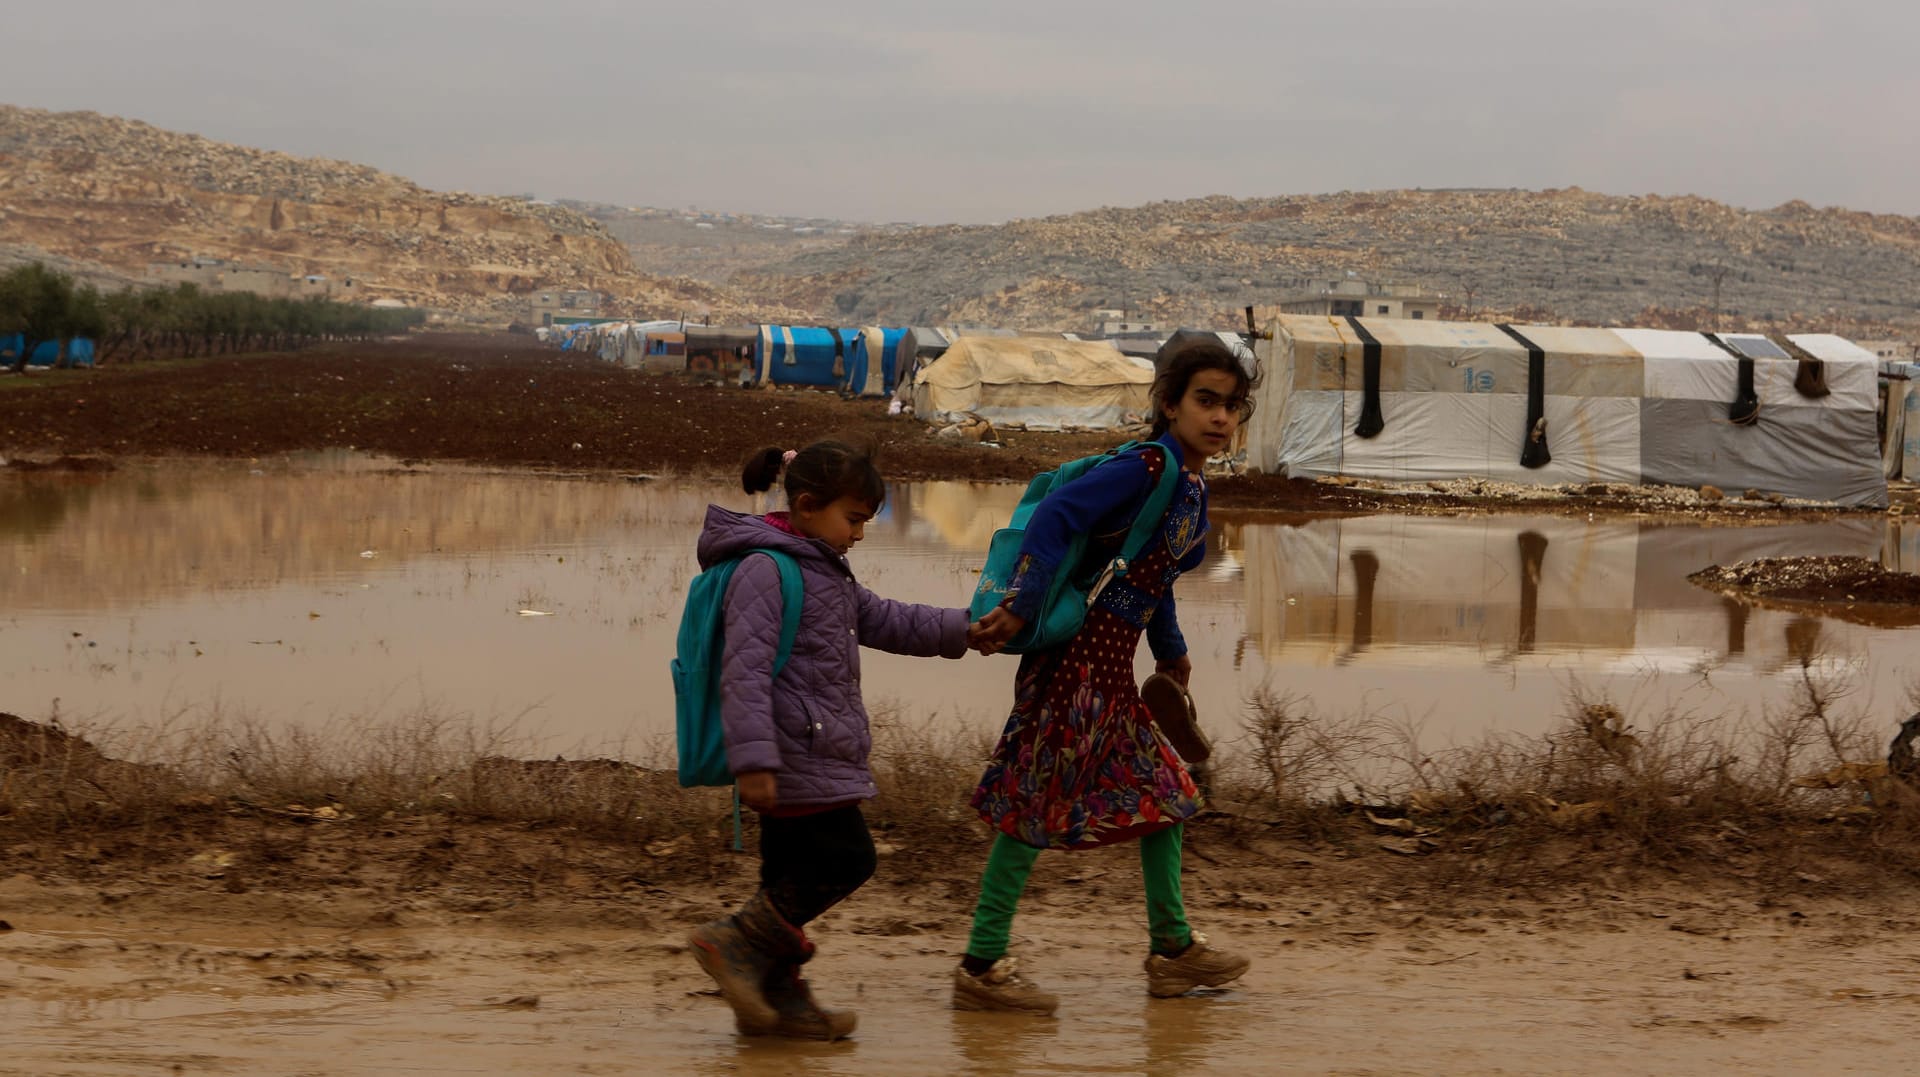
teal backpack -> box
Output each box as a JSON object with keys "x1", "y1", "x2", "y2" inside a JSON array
[
  {"x1": 969, "y1": 441, "x2": 1180, "y2": 654},
  {"x1": 672, "y1": 548, "x2": 804, "y2": 788}
]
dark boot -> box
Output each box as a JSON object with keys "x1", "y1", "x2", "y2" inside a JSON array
[
  {"x1": 689, "y1": 890, "x2": 801, "y2": 1034},
  {"x1": 756, "y1": 961, "x2": 858, "y2": 1041}
]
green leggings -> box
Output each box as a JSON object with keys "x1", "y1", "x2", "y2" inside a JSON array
[{"x1": 964, "y1": 824, "x2": 1191, "y2": 960}]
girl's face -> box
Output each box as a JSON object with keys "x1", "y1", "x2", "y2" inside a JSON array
[
  {"x1": 1163, "y1": 368, "x2": 1244, "y2": 468},
  {"x1": 791, "y1": 493, "x2": 877, "y2": 555}
]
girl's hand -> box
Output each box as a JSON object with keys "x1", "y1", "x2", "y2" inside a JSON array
[
  {"x1": 968, "y1": 607, "x2": 1027, "y2": 655},
  {"x1": 736, "y1": 770, "x2": 778, "y2": 813},
  {"x1": 1154, "y1": 654, "x2": 1192, "y2": 689}
]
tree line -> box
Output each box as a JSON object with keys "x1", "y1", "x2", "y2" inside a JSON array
[{"x1": 0, "y1": 263, "x2": 428, "y2": 373}]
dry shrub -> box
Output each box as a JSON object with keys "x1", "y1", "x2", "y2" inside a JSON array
[
  {"x1": 0, "y1": 710, "x2": 186, "y2": 834},
  {"x1": 864, "y1": 699, "x2": 993, "y2": 844},
  {"x1": 1208, "y1": 654, "x2": 1919, "y2": 875},
  {"x1": 10, "y1": 648, "x2": 1920, "y2": 877},
  {"x1": 1206, "y1": 688, "x2": 1390, "y2": 837}
]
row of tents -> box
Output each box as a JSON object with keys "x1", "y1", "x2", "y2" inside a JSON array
[
  {"x1": 540, "y1": 319, "x2": 1176, "y2": 427},
  {"x1": 1250, "y1": 316, "x2": 1890, "y2": 507},
  {"x1": 540, "y1": 314, "x2": 1897, "y2": 508},
  {"x1": 0, "y1": 334, "x2": 96, "y2": 368}
]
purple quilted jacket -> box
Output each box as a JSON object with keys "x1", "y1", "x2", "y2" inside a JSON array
[{"x1": 699, "y1": 505, "x2": 971, "y2": 808}]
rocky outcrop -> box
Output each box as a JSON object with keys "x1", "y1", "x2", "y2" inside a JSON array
[
  {"x1": 735, "y1": 188, "x2": 1920, "y2": 334},
  {"x1": 0, "y1": 106, "x2": 802, "y2": 322}
]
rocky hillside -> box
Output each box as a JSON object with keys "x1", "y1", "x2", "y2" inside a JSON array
[
  {"x1": 0, "y1": 106, "x2": 804, "y2": 323},
  {"x1": 730, "y1": 188, "x2": 1920, "y2": 336}
]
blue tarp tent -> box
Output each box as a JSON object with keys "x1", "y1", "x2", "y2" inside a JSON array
[
  {"x1": 843, "y1": 327, "x2": 908, "y2": 397},
  {"x1": 753, "y1": 325, "x2": 862, "y2": 388},
  {"x1": 0, "y1": 334, "x2": 95, "y2": 368}
]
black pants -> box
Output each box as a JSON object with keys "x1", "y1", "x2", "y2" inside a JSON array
[{"x1": 759, "y1": 803, "x2": 876, "y2": 927}]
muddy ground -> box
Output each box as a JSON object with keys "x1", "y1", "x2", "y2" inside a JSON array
[
  {"x1": 7, "y1": 333, "x2": 1920, "y2": 1073},
  {"x1": 6, "y1": 804, "x2": 1920, "y2": 1075}
]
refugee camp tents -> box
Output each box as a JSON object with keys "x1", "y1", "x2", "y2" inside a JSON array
[
  {"x1": 1, "y1": 334, "x2": 96, "y2": 368},
  {"x1": 902, "y1": 327, "x2": 953, "y2": 363},
  {"x1": 1107, "y1": 333, "x2": 1169, "y2": 359},
  {"x1": 843, "y1": 327, "x2": 908, "y2": 397},
  {"x1": 1247, "y1": 314, "x2": 1886, "y2": 507},
  {"x1": 1885, "y1": 360, "x2": 1920, "y2": 481},
  {"x1": 684, "y1": 326, "x2": 759, "y2": 379},
  {"x1": 890, "y1": 327, "x2": 954, "y2": 406},
  {"x1": 0, "y1": 334, "x2": 95, "y2": 366},
  {"x1": 753, "y1": 325, "x2": 863, "y2": 388},
  {"x1": 911, "y1": 336, "x2": 1154, "y2": 430}
]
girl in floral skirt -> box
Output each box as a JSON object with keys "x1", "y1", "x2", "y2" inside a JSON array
[{"x1": 953, "y1": 338, "x2": 1257, "y2": 1014}]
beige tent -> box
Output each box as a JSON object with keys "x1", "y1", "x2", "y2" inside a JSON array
[{"x1": 911, "y1": 336, "x2": 1153, "y2": 430}]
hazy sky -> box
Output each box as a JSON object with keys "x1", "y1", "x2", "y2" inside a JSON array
[{"x1": 5, "y1": 1, "x2": 1916, "y2": 224}]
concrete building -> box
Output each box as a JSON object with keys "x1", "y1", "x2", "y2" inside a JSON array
[
  {"x1": 1090, "y1": 308, "x2": 1166, "y2": 335},
  {"x1": 529, "y1": 288, "x2": 603, "y2": 327},
  {"x1": 1859, "y1": 339, "x2": 1918, "y2": 363},
  {"x1": 143, "y1": 258, "x2": 364, "y2": 301},
  {"x1": 1274, "y1": 279, "x2": 1443, "y2": 320}
]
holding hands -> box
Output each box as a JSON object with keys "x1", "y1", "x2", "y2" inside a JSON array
[{"x1": 967, "y1": 607, "x2": 1026, "y2": 655}]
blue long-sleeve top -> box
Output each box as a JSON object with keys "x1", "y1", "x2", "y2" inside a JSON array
[{"x1": 1000, "y1": 432, "x2": 1208, "y2": 661}]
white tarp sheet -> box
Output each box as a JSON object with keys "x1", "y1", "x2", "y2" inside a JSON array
[{"x1": 1250, "y1": 315, "x2": 1885, "y2": 506}]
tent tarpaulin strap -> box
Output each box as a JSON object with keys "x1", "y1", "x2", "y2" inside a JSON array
[
  {"x1": 1249, "y1": 314, "x2": 1885, "y2": 507},
  {"x1": 912, "y1": 336, "x2": 1154, "y2": 430},
  {"x1": 844, "y1": 326, "x2": 907, "y2": 397},
  {"x1": 753, "y1": 325, "x2": 862, "y2": 388}
]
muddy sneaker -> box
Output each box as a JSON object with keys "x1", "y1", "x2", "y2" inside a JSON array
[
  {"x1": 689, "y1": 916, "x2": 779, "y2": 1034},
  {"x1": 756, "y1": 964, "x2": 857, "y2": 1041},
  {"x1": 951, "y1": 957, "x2": 1059, "y2": 1015},
  {"x1": 1144, "y1": 932, "x2": 1251, "y2": 997}
]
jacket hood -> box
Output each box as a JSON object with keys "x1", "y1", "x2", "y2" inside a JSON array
[{"x1": 697, "y1": 505, "x2": 849, "y2": 573}]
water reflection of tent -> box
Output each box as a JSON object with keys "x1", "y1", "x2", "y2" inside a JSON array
[
  {"x1": 1235, "y1": 515, "x2": 1886, "y2": 669},
  {"x1": 911, "y1": 336, "x2": 1153, "y2": 430},
  {"x1": 902, "y1": 482, "x2": 1023, "y2": 553},
  {"x1": 1248, "y1": 314, "x2": 1886, "y2": 507}
]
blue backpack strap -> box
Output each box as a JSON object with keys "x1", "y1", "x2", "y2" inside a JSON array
[{"x1": 1114, "y1": 441, "x2": 1182, "y2": 564}]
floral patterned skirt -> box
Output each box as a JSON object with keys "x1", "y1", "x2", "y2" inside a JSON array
[{"x1": 969, "y1": 605, "x2": 1203, "y2": 850}]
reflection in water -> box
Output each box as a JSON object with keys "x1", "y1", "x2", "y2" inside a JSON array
[
  {"x1": 3, "y1": 459, "x2": 1916, "y2": 753},
  {"x1": 1724, "y1": 596, "x2": 1750, "y2": 656},
  {"x1": 1516, "y1": 530, "x2": 1547, "y2": 654},
  {"x1": 1345, "y1": 548, "x2": 1378, "y2": 661},
  {"x1": 1231, "y1": 514, "x2": 1889, "y2": 671}
]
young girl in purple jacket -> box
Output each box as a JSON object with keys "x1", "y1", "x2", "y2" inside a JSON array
[{"x1": 688, "y1": 439, "x2": 975, "y2": 1041}]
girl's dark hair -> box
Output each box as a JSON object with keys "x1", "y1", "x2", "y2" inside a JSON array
[
  {"x1": 1149, "y1": 338, "x2": 1258, "y2": 436},
  {"x1": 742, "y1": 438, "x2": 887, "y2": 509}
]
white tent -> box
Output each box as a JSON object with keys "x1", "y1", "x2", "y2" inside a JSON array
[
  {"x1": 911, "y1": 336, "x2": 1153, "y2": 430},
  {"x1": 1249, "y1": 314, "x2": 1886, "y2": 507}
]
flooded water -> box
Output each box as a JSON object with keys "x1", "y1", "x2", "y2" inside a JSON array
[{"x1": 3, "y1": 455, "x2": 1914, "y2": 759}]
